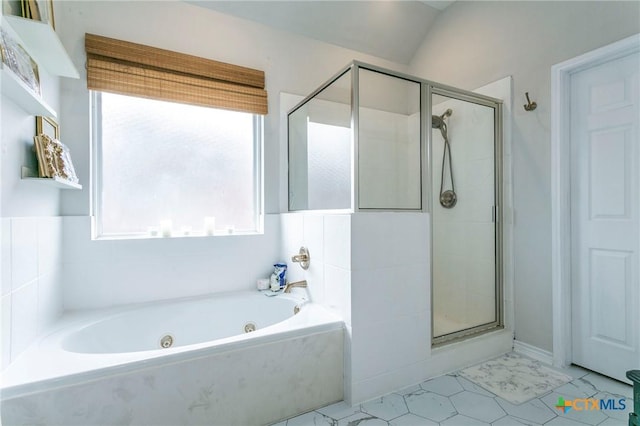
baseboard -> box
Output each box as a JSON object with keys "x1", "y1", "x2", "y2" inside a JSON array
[{"x1": 513, "y1": 340, "x2": 553, "y2": 365}]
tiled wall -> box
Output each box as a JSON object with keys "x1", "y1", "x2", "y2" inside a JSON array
[
  {"x1": 1, "y1": 217, "x2": 63, "y2": 369},
  {"x1": 280, "y1": 212, "x2": 352, "y2": 401},
  {"x1": 279, "y1": 213, "x2": 351, "y2": 320},
  {"x1": 280, "y1": 212, "x2": 432, "y2": 404},
  {"x1": 62, "y1": 215, "x2": 281, "y2": 310},
  {"x1": 349, "y1": 212, "x2": 430, "y2": 402}
]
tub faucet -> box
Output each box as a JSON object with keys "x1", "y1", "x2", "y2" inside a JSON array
[{"x1": 284, "y1": 280, "x2": 307, "y2": 293}]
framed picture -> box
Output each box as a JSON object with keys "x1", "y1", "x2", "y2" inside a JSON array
[
  {"x1": 1, "y1": 0, "x2": 25, "y2": 17},
  {"x1": 36, "y1": 116, "x2": 59, "y2": 140},
  {"x1": 57, "y1": 142, "x2": 78, "y2": 183},
  {"x1": 21, "y1": 0, "x2": 54, "y2": 29},
  {"x1": 39, "y1": 0, "x2": 55, "y2": 29},
  {"x1": 33, "y1": 134, "x2": 79, "y2": 183},
  {"x1": 25, "y1": 0, "x2": 40, "y2": 20},
  {"x1": 0, "y1": 28, "x2": 41, "y2": 96},
  {"x1": 33, "y1": 116, "x2": 78, "y2": 183},
  {"x1": 33, "y1": 134, "x2": 55, "y2": 178}
]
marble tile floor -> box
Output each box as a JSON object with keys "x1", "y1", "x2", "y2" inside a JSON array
[{"x1": 272, "y1": 355, "x2": 633, "y2": 426}]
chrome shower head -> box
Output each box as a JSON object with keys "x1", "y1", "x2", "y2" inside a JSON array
[{"x1": 432, "y1": 109, "x2": 453, "y2": 129}]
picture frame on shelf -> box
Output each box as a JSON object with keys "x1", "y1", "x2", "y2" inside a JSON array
[
  {"x1": 0, "y1": 27, "x2": 41, "y2": 96},
  {"x1": 25, "y1": 0, "x2": 40, "y2": 20},
  {"x1": 57, "y1": 141, "x2": 78, "y2": 183},
  {"x1": 34, "y1": 117, "x2": 68, "y2": 180},
  {"x1": 20, "y1": 0, "x2": 55, "y2": 29},
  {"x1": 33, "y1": 134, "x2": 55, "y2": 178},
  {"x1": 1, "y1": 0, "x2": 25, "y2": 17},
  {"x1": 34, "y1": 115, "x2": 59, "y2": 177},
  {"x1": 33, "y1": 133, "x2": 79, "y2": 183},
  {"x1": 38, "y1": 0, "x2": 55, "y2": 29},
  {"x1": 36, "y1": 115, "x2": 59, "y2": 140}
]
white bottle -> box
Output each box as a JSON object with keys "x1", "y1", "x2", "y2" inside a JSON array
[{"x1": 269, "y1": 272, "x2": 280, "y2": 291}]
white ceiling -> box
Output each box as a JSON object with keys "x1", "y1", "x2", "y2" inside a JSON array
[{"x1": 187, "y1": 1, "x2": 451, "y2": 64}]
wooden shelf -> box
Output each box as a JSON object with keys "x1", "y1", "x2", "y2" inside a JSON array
[
  {"x1": 21, "y1": 167, "x2": 82, "y2": 190},
  {"x1": 2, "y1": 16, "x2": 79, "y2": 78},
  {"x1": 1, "y1": 64, "x2": 56, "y2": 117}
]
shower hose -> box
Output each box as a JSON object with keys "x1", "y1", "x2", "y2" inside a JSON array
[{"x1": 439, "y1": 122, "x2": 456, "y2": 208}]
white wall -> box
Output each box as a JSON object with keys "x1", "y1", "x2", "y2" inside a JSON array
[
  {"x1": 53, "y1": 1, "x2": 407, "y2": 310},
  {"x1": 1, "y1": 2, "x2": 65, "y2": 367},
  {"x1": 410, "y1": 0, "x2": 640, "y2": 352}
]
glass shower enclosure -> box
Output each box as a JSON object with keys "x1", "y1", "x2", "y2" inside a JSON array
[
  {"x1": 430, "y1": 90, "x2": 503, "y2": 344},
  {"x1": 288, "y1": 65, "x2": 422, "y2": 211},
  {"x1": 287, "y1": 62, "x2": 503, "y2": 345}
]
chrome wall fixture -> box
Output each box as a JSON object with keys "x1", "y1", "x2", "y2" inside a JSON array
[
  {"x1": 284, "y1": 280, "x2": 308, "y2": 293},
  {"x1": 291, "y1": 247, "x2": 310, "y2": 270},
  {"x1": 523, "y1": 92, "x2": 537, "y2": 111}
]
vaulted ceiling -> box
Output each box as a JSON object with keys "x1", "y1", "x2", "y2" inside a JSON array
[{"x1": 187, "y1": 1, "x2": 455, "y2": 64}]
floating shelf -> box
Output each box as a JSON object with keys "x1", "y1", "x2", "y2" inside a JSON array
[
  {"x1": 21, "y1": 167, "x2": 82, "y2": 190},
  {"x1": 1, "y1": 64, "x2": 56, "y2": 117},
  {"x1": 2, "y1": 16, "x2": 79, "y2": 78}
]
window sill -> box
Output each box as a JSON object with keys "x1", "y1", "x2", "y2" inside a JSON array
[{"x1": 93, "y1": 230, "x2": 263, "y2": 241}]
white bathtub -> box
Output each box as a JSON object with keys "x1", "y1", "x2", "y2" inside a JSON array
[
  {"x1": 1, "y1": 291, "x2": 345, "y2": 426},
  {"x1": 62, "y1": 291, "x2": 307, "y2": 354}
]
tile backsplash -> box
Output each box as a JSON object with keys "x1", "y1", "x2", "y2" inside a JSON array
[{"x1": 1, "y1": 217, "x2": 63, "y2": 369}]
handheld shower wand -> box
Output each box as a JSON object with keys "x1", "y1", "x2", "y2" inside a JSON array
[{"x1": 432, "y1": 109, "x2": 456, "y2": 208}]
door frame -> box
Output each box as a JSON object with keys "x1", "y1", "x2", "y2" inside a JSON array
[{"x1": 551, "y1": 33, "x2": 640, "y2": 368}]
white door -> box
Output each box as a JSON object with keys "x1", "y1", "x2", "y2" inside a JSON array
[{"x1": 570, "y1": 50, "x2": 640, "y2": 383}]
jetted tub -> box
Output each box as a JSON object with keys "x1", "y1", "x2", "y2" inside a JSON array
[
  {"x1": 1, "y1": 291, "x2": 345, "y2": 426},
  {"x1": 63, "y1": 291, "x2": 308, "y2": 354}
]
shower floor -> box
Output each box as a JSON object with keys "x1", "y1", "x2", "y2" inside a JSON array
[{"x1": 433, "y1": 313, "x2": 476, "y2": 338}]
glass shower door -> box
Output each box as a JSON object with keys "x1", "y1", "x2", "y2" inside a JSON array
[{"x1": 431, "y1": 92, "x2": 502, "y2": 344}]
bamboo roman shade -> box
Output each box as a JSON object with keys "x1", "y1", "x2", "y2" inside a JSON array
[{"x1": 85, "y1": 33, "x2": 267, "y2": 115}]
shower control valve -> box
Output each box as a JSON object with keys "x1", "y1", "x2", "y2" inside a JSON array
[{"x1": 291, "y1": 247, "x2": 310, "y2": 270}]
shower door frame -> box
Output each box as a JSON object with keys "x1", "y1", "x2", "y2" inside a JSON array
[
  {"x1": 286, "y1": 61, "x2": 504, "y2": 345},
  {"x1": 429, "y1": 87, "x2": 504, "y2": 346}
]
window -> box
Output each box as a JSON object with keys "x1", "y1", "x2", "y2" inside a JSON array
[
  {"x1": 84, "y1": 33, "x2": 267, "y2": 239},
  {"x1": 93, "y1": 92, "x2": 262, "y2": 238}
]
